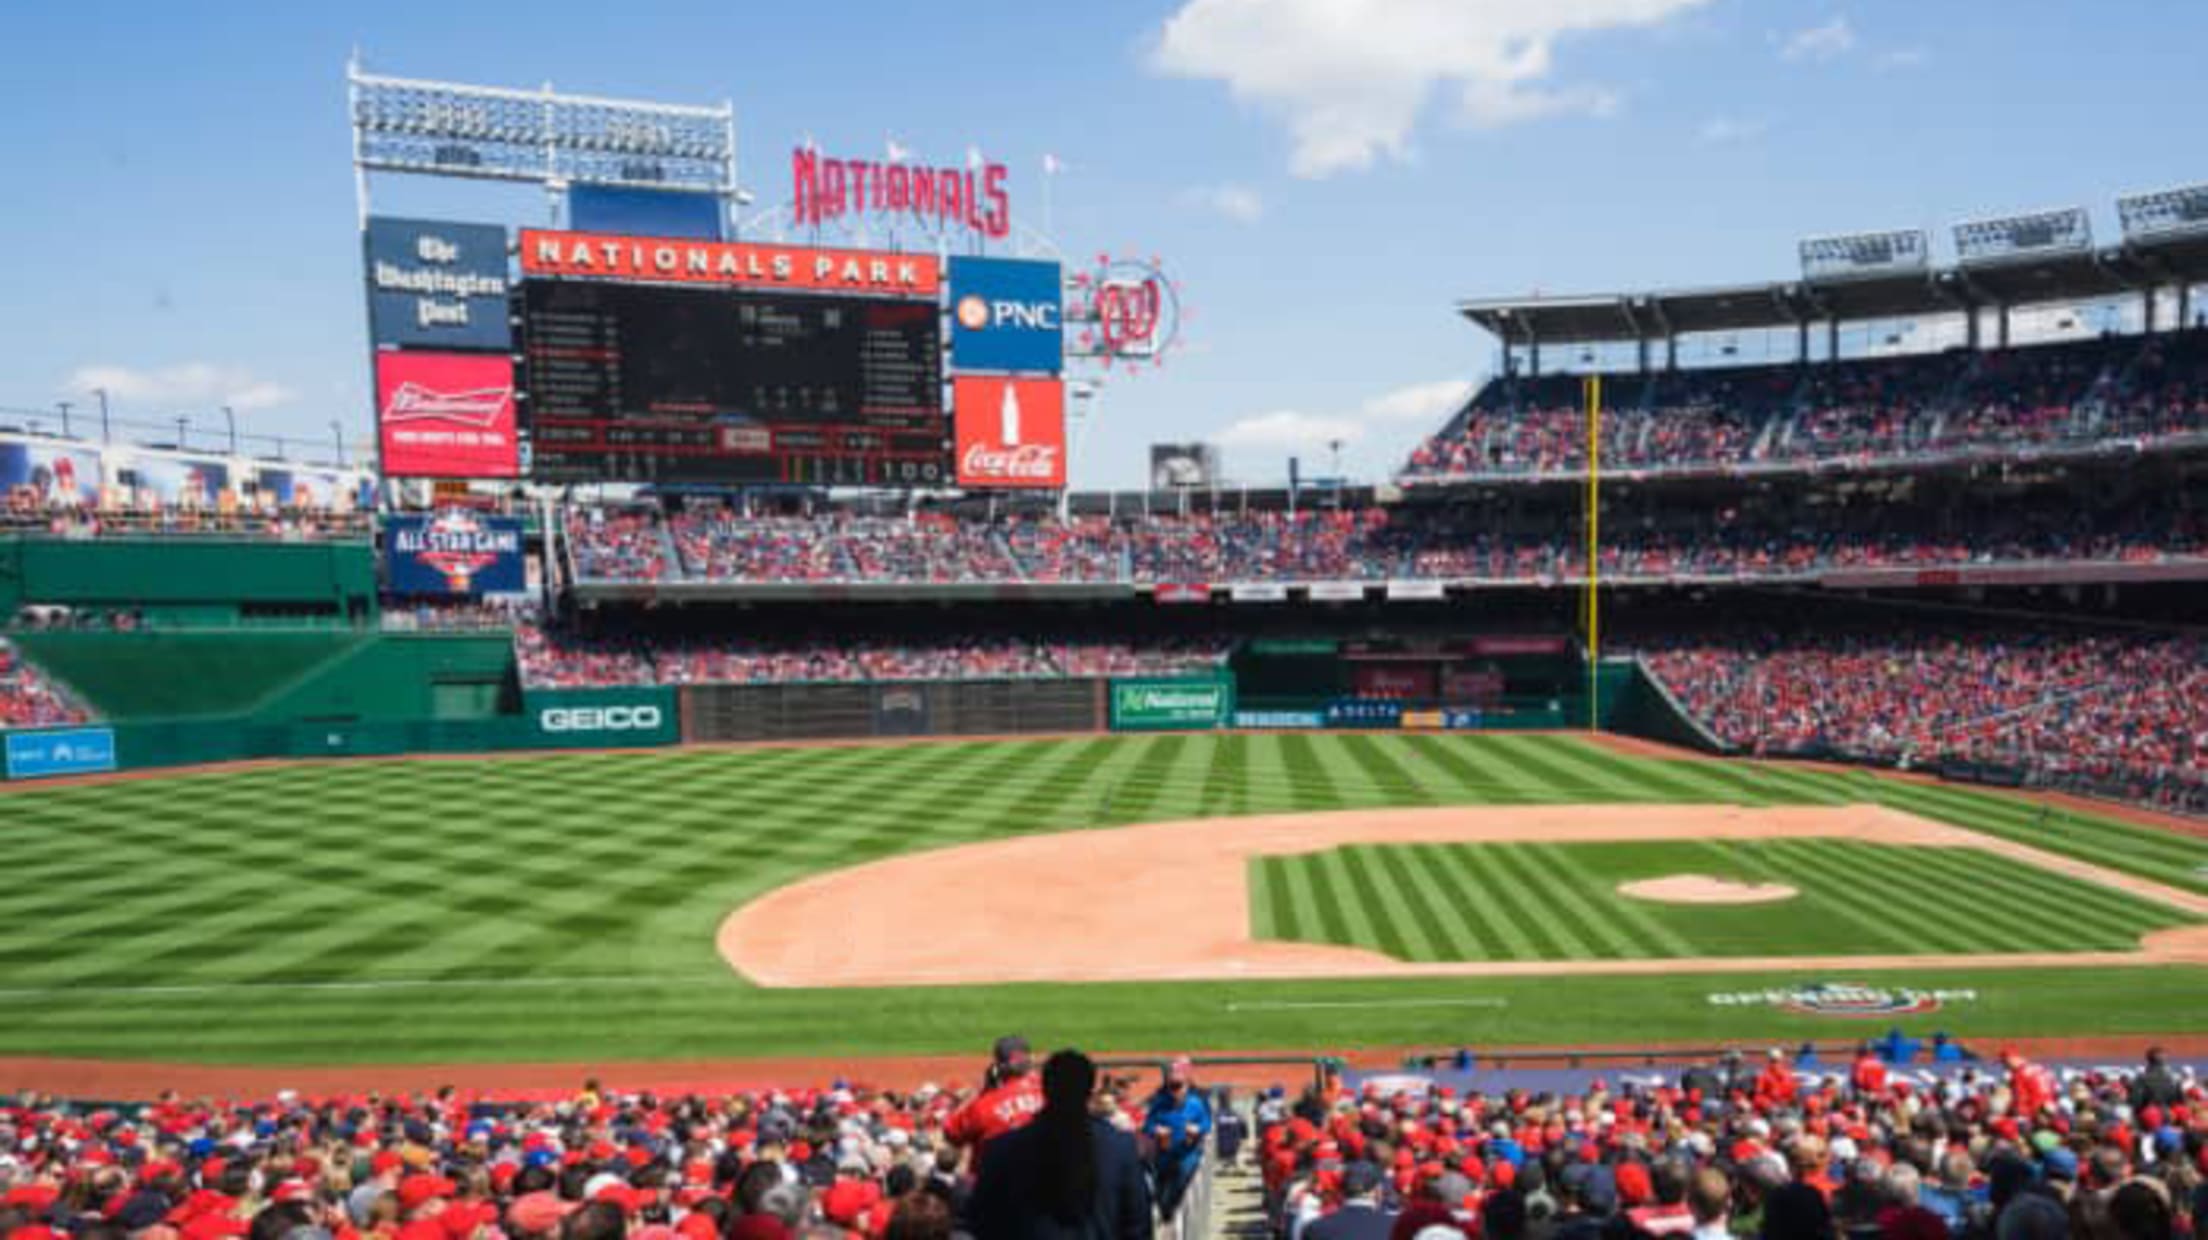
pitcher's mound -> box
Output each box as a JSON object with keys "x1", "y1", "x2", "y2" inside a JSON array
[{"x1": 1619, "y1": 874, "x2": 1798, "y2": 905}]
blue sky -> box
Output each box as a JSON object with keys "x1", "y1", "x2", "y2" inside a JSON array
[{"x1": 1, "y1": 0, "x2": 2202, "y2": 487}]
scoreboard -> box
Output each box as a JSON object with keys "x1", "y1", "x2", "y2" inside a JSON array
[{"x1": 519, "y1": 279, "x2": 946, "y2": 486}]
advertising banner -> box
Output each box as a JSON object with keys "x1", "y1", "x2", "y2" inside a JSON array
[
  {"x1": 1443, "y1": 708, "x2": 1485, "y2": 730},
  {"x1": 386, "y1": 511, "x2": 526, "y2": 595},
  {"x1": 0, "y1": 442, "x2": 102, "y2": 507},
  {"x1": 1230, "y1": 582, "x2": 1289, "y2": 603},
  {"x1": 953, "y1": 375, "x2": 1066, "y2": 489},
  {"x1": 949, "y1": 257, "x2": 1063, "y2": 374},
  {"x1": 1232, "y1": 710, "x2": 1324, "y2": 729},
  {"x1": 873, "y1": 685, "x2": 932, "y2": 736},
  {"x1": 1153, "y1": 582, "x2": 1210, "y2": 604},
  {"x1": 363, "y1": 217, "x2": 512, "y2": 351},
  {"x1": 520, "y1": 229, "x2": 942, "y2": 297},
  {"x1": 376, "y1": 350, "x2": 519, "y2": 479},
  {"x1": 1467, "y1": 635, "x2": 1571, "y2": 657},
  {"x1": 5, "y1": 727, "x2": 117, "y2": 780},
  {"x1": 128, "y1": 454, "x2": 229, "y2": 507},
  {"x1": 1110, "y1": 676, "x2": 1234, "y2": 732},
  {"x1": 1308, "y1": 582, "x2": 1368, "y2": 602},
  {"x1": 1401, "y1": 710, "x2": 1446, "y2": 730},
  {"x1": 1324, "y1": 699, "x2": 1404, "y2": 728},
  {"x1": 1386, "y1": 579, "x2": 1448, "y2": 601},
  {"x1": 1352, "y1": 663, "x2": 1435, "y2": 700},
  {"x1": 522, "y1": 687, "x2": 679, "y2": 748}
]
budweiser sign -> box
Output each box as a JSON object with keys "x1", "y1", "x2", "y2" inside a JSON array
[
  {"x1": 953, "y1": 376, "x2": 1066, "y2": 490},
  {"x1": 374, "y1": 351, "x2": 519, "y2": 479},
  {"x1": 382, "y1": 382, "x2": 511, "y2": 428}
]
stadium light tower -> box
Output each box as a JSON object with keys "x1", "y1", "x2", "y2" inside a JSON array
[{"x1": 347, "y1": 56, "x2": 738, "y2": 226}]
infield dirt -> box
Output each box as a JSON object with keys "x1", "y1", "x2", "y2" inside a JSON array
[{"x1": 720, "y1": 803, "x2": 2208, "y2": 987}]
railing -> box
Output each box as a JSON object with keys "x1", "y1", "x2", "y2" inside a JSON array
[{"x1": 1398, "y1": 1041, "x2": 1976, "y2": 1071}]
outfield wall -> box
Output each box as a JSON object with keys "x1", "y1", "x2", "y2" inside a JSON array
[
  {"x1": 0, "y1": 537, "x2": 377, "y2": 623},
  {"x1": 681, "y1": 680, "x2": 1104, "y2": 743}
]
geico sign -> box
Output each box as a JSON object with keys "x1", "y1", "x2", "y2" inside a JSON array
[{"x1": 539, "y1": 705, "x2": 663, "y2": 733}]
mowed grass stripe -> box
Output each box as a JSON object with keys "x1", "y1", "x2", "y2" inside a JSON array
[
  {"x1": 1479, "y1": 843, "x2": 1598, "y2": 959},
  {"x1": 1337, "y1": 735, "x2": 1439, "y2": 806},
  {"x1": 1375, "y1": 843, "x2": 1492, "y2": 959},
  {"x1": 1277, "y1": 848, "x2": 1334, "y2": 946},
  {"x1": 1248, "y1": 857, "x2": 1281, "y2": 940},
  {"x1": 1550, "y1": 738, "x2": 1753, "y2": 803},
  {"x1": 1422, "y1": 844, "x2": 1530, "y2": 958},
  {"x1": 1337, "y1": 846, "x2": 1433, "y2": 959},
  {"x1": 1689, "y1": 841, "x2": 1921, "y2": 955},
  {"x1": 1868, "y1": 780, "x2": 2208, "y2": 890},
  {"x1": 1480, "y1": 735, "x2": 1667, "y2": 803},
  {"x1": 1361, "y1": 844, "x2": 1460, "y2": 960},
  {"x1": 1310, "y1": 847, "x2": 1387, "y2": 951},
  {"x1": 1275, "y1": 734, "x2": 1341, "y2": 809},
  {"x1": 1514, "y1": 843, "x2": 1662, "y2": 958},
  {"x1": 1532, "y1": 843, "x2": 1699, "y2": 956},
  {"x1": 1398, "y1": 736, "x2": 1543, "y2": 802},
  {"x1": 1773, "y1": 839, "x2": 2055, "y2": 952},
  {"x1": 1905, "y1": 848, "x2": 2186, "y2": 943}
]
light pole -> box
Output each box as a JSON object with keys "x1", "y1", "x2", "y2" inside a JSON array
[
  {"x1": 223, "y1": 406, "x2": 237, "y2": 456},
  {"x1": 55, "y1": 401, "x2": 72, "y2": 439},
  {"x1": 93, "y1": 387, "x2": 111, "y2": 442}
]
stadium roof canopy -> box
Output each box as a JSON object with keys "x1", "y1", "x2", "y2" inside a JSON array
[{"x1": 1461, "y1": 218, "x2": 2208, "y2": 348}]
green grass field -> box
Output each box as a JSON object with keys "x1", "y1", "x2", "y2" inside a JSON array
[
  {"x1": 1251, "y1": 840, "x2": 2191, "y2": 962},
  {"x1": 0, "y1": 732, "x2": 2204, "y2": 1065}
]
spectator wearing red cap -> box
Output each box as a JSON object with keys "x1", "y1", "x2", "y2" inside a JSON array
[
  {"x1": 350, "y1": 1153, "x2": 405, "y2": 1229},
  {"x1": 1622, "y1": 1161, "x2": 1693, "y2": 1237}
]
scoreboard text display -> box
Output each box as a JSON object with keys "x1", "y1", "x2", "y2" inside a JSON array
[{"x1": 520, "y1": 278, "x2": 946, "y2": 486}]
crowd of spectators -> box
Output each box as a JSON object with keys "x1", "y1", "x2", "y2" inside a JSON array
[
  {"x1": 514, "y1": 625, "x2": 1230, "y2": 690},
  {"x1": 1258, "y1": 1044, "x2": 2206, "y2": 1240},
  {"x1": 0, "y1": 635, "x2": 88, "y2": 730},
  {"x1": 1402, "y1": 333, "x2": 2208, "y2": 480},
  {"x1": 1640, "y1": 627, "x2": 2208, "y2": 815},
  {"x1": 566, "y1": 503, "x2": 2207, "y2": 587},
  {"x1": 0, "y1": 505, "x2": 374, "y2": 541},
  {"x1": 0, "y1": 1041, "x2": 2200, "y2": 1240}
]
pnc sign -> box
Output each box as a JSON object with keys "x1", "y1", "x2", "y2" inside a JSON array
[
  {"x1": 948, "y1": 257, "x2": 1063, "y2": 374},
  {"x1": 953, "y1": 375, "x2": 1065, "y2": 490}
]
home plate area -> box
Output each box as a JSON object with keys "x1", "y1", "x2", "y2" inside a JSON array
[{"x1": 720, "y1": 803, "x2": 2208, "y2": 986}]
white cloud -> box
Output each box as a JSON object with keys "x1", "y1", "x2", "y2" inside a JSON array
[
  {"x1": 1697, "y1": 115, "x2": 1769, "y2": 145},
  {"x1": 1213, "y1": 409, "x2": 1366, "y2": 452},
  {"x1": 1180, "y1": 183, "x2": 1266, "y2": 223},
  {"x1": 1873, "y1": 46, "x2": 1929, "y2": 72},
  {"x1": 1360, "y1": 378, "x2": 1475, "y2": 423},
  {"x1": 66, "y1": 362, "x2": 297, "y2": 412},
  {"x1": 1149, "y1": 0, "x2": 1710, "y2": 178},
  {"x1": 1780, "y1": 15, "x2": 1855, "y2": 62}
]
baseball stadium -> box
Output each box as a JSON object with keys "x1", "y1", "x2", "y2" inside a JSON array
[{"x1": 3, "y1": 13, "x2": 2207, "y2": 1240}]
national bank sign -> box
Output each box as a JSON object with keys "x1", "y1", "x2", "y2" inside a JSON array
[{"x1": 364, "y1": 217, "x2": 512, "y2": 350}]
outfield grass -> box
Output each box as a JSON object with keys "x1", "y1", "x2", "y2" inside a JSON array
[
  {"x1": 0, "y1": 732, "x2": 2203, "y2": 1064},
  {"x1": 1251, "y1": 840, "x2": 2191, "y2": 962}
]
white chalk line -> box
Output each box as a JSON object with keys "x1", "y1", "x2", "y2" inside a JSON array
[
  {"x1": 0, "y1": 975, "x2": 717, "y2": 1000},
  {"x1": 1224, "y1": 997, "x2": 1510, "y2": 1013}
]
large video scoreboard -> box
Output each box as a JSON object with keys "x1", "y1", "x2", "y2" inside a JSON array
[{"x1": 516, "y1": 237, "x2": 948, "y2": 485}]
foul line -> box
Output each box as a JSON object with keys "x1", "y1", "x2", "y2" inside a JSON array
[
  {"x1": 0, "y1": 975, "x2": 718, "y2": 1000},
  {"x1": 1224, "y1": 997, "x2": 1510, "y2": 1013}
]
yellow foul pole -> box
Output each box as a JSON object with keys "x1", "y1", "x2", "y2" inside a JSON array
[{"x1": 1584, "y1": 374, "x2": 1601, "y2": 732}]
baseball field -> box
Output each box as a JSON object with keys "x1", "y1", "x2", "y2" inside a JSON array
[{"x1": 3, "y1": 731, "x2": 2205, "y2": 1082}]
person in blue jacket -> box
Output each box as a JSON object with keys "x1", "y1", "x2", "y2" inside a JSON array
[{"x1": 1144, "y1": 1057, "x2": 1213, "y2": 1221}]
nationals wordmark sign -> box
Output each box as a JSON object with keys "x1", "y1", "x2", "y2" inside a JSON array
[
  {"x1": 519, "y1": 229, "x2": 941, "y2": 297},
  {"x1": 953, "y1": 375, "x2": 1065, "y2": 489},
  {"x1": 375, "y1": 351, "x2": 518, "y2": 479}
]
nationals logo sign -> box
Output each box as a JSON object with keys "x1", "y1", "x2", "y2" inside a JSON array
[
  {"x1": 375, "y1": 351, "x2": 518, "y2": 478},
  {"x1": 953, "y1": 376, "x2": 1065, "y2": 490},
  {"x1": 1069, "y1": 255, "x2": 1182, "y2": 370}
]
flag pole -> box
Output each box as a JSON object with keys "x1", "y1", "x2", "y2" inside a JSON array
[{"x1": 1584, "y1": 374, "x2": 1602, "y2": 732}]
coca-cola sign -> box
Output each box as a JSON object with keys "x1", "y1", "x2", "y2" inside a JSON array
[
  {"x1": 953, "y1": 376, "x2": 1066, "y2": 490},
  {"x1": 375, "y1": 351, "x2": 519, "y2": 479}
]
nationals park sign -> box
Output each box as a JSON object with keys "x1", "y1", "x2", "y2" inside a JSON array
[{"x1": 1110, "y1": 676, "x2": 1234, "y2": 732}]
